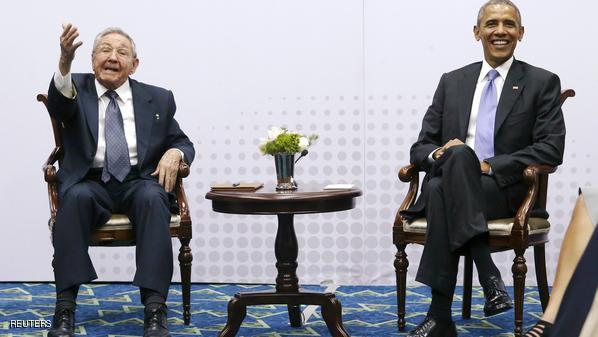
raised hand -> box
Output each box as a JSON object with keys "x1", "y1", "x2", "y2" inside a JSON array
[{"x1": 59, "y1": 23, "x2": 83, "y2": 75}]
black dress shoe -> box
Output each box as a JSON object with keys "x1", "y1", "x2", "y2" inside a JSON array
[
  {"x1": 144, "y1": 304, "x2": 171, "y2": 337},
  {"x1": 482, "y1": 275, "x2": 513, "y2": 316},
  {"x1": 407, "y1": 316, "x2": 457, "y2": 337},
  {"x1": 48, "y1": 308, "x2": 75, "y2": 337}
]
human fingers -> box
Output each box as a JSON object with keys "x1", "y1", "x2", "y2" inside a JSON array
[
  {"x1": 62, "y1": 30, "x2": 82, "y2": 54},
  {"x1": 60, "y1": 23, "x2": 72, "y2": 36},
  {"x1": 444, "y1": 139, "x2": 462, "y2": 149},
  {"x1": 60, "y1": 24, "x2": 78, "y2": 43},
  {"x1": 164, "y1": 168, "x2": 176, "y2": 193},
  {"x1": 64, "y1": 30, "x2": 79, "y2": 46},
  {"x1": 158, "y1": 167, "x2": 166, "y2": 188}
]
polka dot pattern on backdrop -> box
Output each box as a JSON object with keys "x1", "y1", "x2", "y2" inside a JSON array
[{"x1": 89, "y1": 94, "x2": 583, "y2": 288}]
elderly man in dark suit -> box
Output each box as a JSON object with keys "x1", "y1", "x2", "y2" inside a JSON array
[
  {"x1": 401, "y1": 1, "x2": 565, "y2": 336},
  {"x1": 46, "y1": 23, "x2": 194, "y2": 337}
]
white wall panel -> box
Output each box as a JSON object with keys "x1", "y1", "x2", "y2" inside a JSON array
[{"x1": 0, "y1": 0, "x2": 596, "y2": 287}]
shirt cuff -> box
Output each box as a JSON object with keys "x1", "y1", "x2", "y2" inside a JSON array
[
  {"x1": 483, "y1": 160, "x2": 494, "y2": 175},
  {"x1": 53, "y1": 70, "x2": 76, "y2": 99},
  {"x1": 427, "y1": 148, "x2": 441, "y2": 164}
]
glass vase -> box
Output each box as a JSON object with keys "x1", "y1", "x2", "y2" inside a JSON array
[{"x1": 274, "y1": 153, "x2": 297, "y2": 191}]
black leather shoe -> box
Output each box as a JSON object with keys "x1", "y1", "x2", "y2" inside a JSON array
[
  {"x1": 407, "y1": 316, "x2": 457, "y2": 337},
  {"x1": 48, "y1": 308, "x2": 75, "y2": 337},
  {"x1": 144, "y1": 304, "x2": 171, "y2": 337},
  {"x1": 482, "y1": 275, "x2": 513, "y2": 316}
]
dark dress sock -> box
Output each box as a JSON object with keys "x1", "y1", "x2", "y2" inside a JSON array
[
  {"x1": 140, "y1": 287, "x2": 166, "y2": 306},
  {"x1": 468, "y1": 233, "x2": 501, "y2": 282},
  {"x1": 428, "y1": 289, "x2": 453, "y2": 321},
  {"x1": 56, "y1": 284, "x2": 79, "y2": 311}
]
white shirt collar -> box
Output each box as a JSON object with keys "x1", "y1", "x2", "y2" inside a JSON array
[
  {"x1": 95, "y1": 78, "x2": 133, "y2": 102},
  {"x1": 478, "y1": 56, "x2": 514, "y2": 83}
]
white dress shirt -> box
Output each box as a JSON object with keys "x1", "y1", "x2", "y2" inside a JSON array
[
  {"x1": 465, "y1": 56, "x2": 514, "y2": 150},
  {"x1": 428, "y1": 56, "x2": 515, "y2": 169},
  {"x1": 54, "y1": 71, "x2": 139, "y2": 168}
]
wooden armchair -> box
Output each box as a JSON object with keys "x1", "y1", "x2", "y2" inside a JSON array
[
  {"x1": 392, "y1": 89, "x2": 575, "y2": 336},
  {"x1": 38, "y1": 94, "x2": 193, "y2": 325}
]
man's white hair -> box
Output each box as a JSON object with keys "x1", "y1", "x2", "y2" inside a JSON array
[{"x1": 92, "y1": 27, "x2": 137, "y2": 58}]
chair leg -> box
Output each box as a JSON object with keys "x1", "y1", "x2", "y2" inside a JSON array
[
  {"x1": 512, "y1": 248, "x2": 527, "y2": 337},
  {"x1": 534, "y1": 244, "x2": 550, "y2": 311},
  {"x1": 178, "y1": 237, "x2": 193, "y2": 325},
  {"x1": 462, "y1": 255, "x2": 473, "y2": 319},
  {"x1": 394, "y1": 243, "x2": 409, "y2": 331}
]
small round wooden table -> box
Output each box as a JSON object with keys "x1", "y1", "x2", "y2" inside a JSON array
[{"x1": 205, "y1": 185, "x2": 362, "y2": 337}]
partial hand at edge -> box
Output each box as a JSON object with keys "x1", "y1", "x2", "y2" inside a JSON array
[
  {"x1": 480, "y1": 161, "x2": 491, "y2": 174},
  {"x1": 59, "y1": 23, "x2": 83, "y2": 76},
  {"x1": 433, "y1": 138, "x2": 464, "y2": 160},
  {"x1": 151, "y1": 149, "x2": 183, "y2": 193}
]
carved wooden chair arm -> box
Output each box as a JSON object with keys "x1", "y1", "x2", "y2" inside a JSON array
[
  {"x1": 397, "y1": 163, "x2": 421, "y2": 213},
  {"x1": 523, "y1": 164, "x2": 557, "y2": 177},
  {"x1": 175, "y1": 162, "x2": 191, "y2": 223},
  {"x1": 43, "y1": 147, "x2": 62, "y2": 183},
  {"x1": 177, "y1": 162, "x2": 190, "y2": 178},
  {"x1": 398, "y1": 164, "x2": 419, "y2": 182},
  {"x1": 512, "y1": 164, "x2": 556, "y2": 240},
  {"x1": 43, "y1": 147, "x2": 61, "y2": 226}
]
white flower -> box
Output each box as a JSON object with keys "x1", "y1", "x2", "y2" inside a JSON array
[
  {"x1": 298, "y1": 136, "x2": 310, "y2": 151},
  {"x1": 258, "y1": 138, "x2": 268, "y2": 154},
  {"x1": 267, "y1": 126, "x2": 284, "y2": 141}
]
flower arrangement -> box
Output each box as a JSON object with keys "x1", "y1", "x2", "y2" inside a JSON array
[{"x1": 259, "y1": 126, "x2": 318, "y2": 155}]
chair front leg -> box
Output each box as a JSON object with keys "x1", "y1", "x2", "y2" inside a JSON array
[
  {"x1": 394, "y1": 243, "x2": 409, "y2": 331},
  {"x1": 462, "y1": 255, "x2": 473, "y2": 319},
  {"x1": 512, "y1": 248, "x2": 528, "y2": 337},
  {"x1": 178, "y1": 237, "x2": 193, "y2": 325},
  {"x1": 533, "y1": 244, "x2": 550, "y2": 311}
]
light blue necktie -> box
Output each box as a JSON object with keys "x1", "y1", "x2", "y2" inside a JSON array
[
  {"x1": 101, "y1": 90, "x2": 131, "y2": 183},
  {"x1": 474, "y1": 69, "x2": 500, "y2": 160}
]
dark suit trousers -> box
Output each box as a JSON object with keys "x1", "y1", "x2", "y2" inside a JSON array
[
  {"x1": 415, "y1": 145, "x2": 513, "y2": 296},
  {"x1": 52, "y1": 169, "x2": 173, "y2": 298}
]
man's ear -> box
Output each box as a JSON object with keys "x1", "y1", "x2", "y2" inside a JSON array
[
  {"x1": 130, "y1": 58, "x2": 140, "y2": 75},
  {"x1": 473, "y1": 25, "x2": 481, "y2": 41},
  {"x1": 518, "y1": 26, "x2": 525, "y2": 41}
]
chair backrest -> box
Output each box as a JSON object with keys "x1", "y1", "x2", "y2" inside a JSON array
[
  {"x1": 37, "y1": 94, "x2": 63, "y2": 161},
  {"x1": 535, "y1": 89, "x2": 575, "y2": 211}
]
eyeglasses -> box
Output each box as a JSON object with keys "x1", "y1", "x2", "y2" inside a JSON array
[{"x1": 95, "y1": 44, "x2": 133, "y2": 58}]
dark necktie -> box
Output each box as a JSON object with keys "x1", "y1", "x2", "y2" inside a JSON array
[
  {"x1": 474, "y1": 69, "x2": 500, "y2": 160},
  {"x1": 101, "y1": 90, "x2": 131, "y2": 183}
]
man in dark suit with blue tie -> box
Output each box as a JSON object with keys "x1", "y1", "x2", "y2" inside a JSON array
[
  {"x1": 46, "y1": 23, "x2": 194, "y2": 337},
  {"x1": 401, "y1": 1, "x2": 566, "y2": 336}
]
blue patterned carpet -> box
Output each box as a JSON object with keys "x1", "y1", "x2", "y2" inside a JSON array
[{"x1": 0, "y1": 283, "x2": 545, "y2": 336}]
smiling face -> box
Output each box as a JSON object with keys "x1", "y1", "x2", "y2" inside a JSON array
[
  {"x1": 474, "y1": 4, "x2": 524, "y2": 68},
  {"x1": 92, "y1": 33, "x2": 139, "y2": 90}
]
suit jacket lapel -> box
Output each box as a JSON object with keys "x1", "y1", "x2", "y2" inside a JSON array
[
  {"x1": 495, "y1": 60, "x2": 525, "y2": 135},
  {"x1": 130, "y1": 79, "x2": 154, "y2": 167},
  {"x1": 78, "y1": 75, "x2": 99, "y2": 147},
  {"x1": 457, "y1": 63, "x2": 481, "y2": 140}
]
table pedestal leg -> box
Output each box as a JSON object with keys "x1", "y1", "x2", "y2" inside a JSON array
[
  {"x1": 218, "y1": 213, "x2": 350, "y2": 337},
  {"x1": 218, "y1": 296, "x2": 247, "y2": 337},
  {"x1": 275, "y1": 214, "x2": 302, "y2": 326}
]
